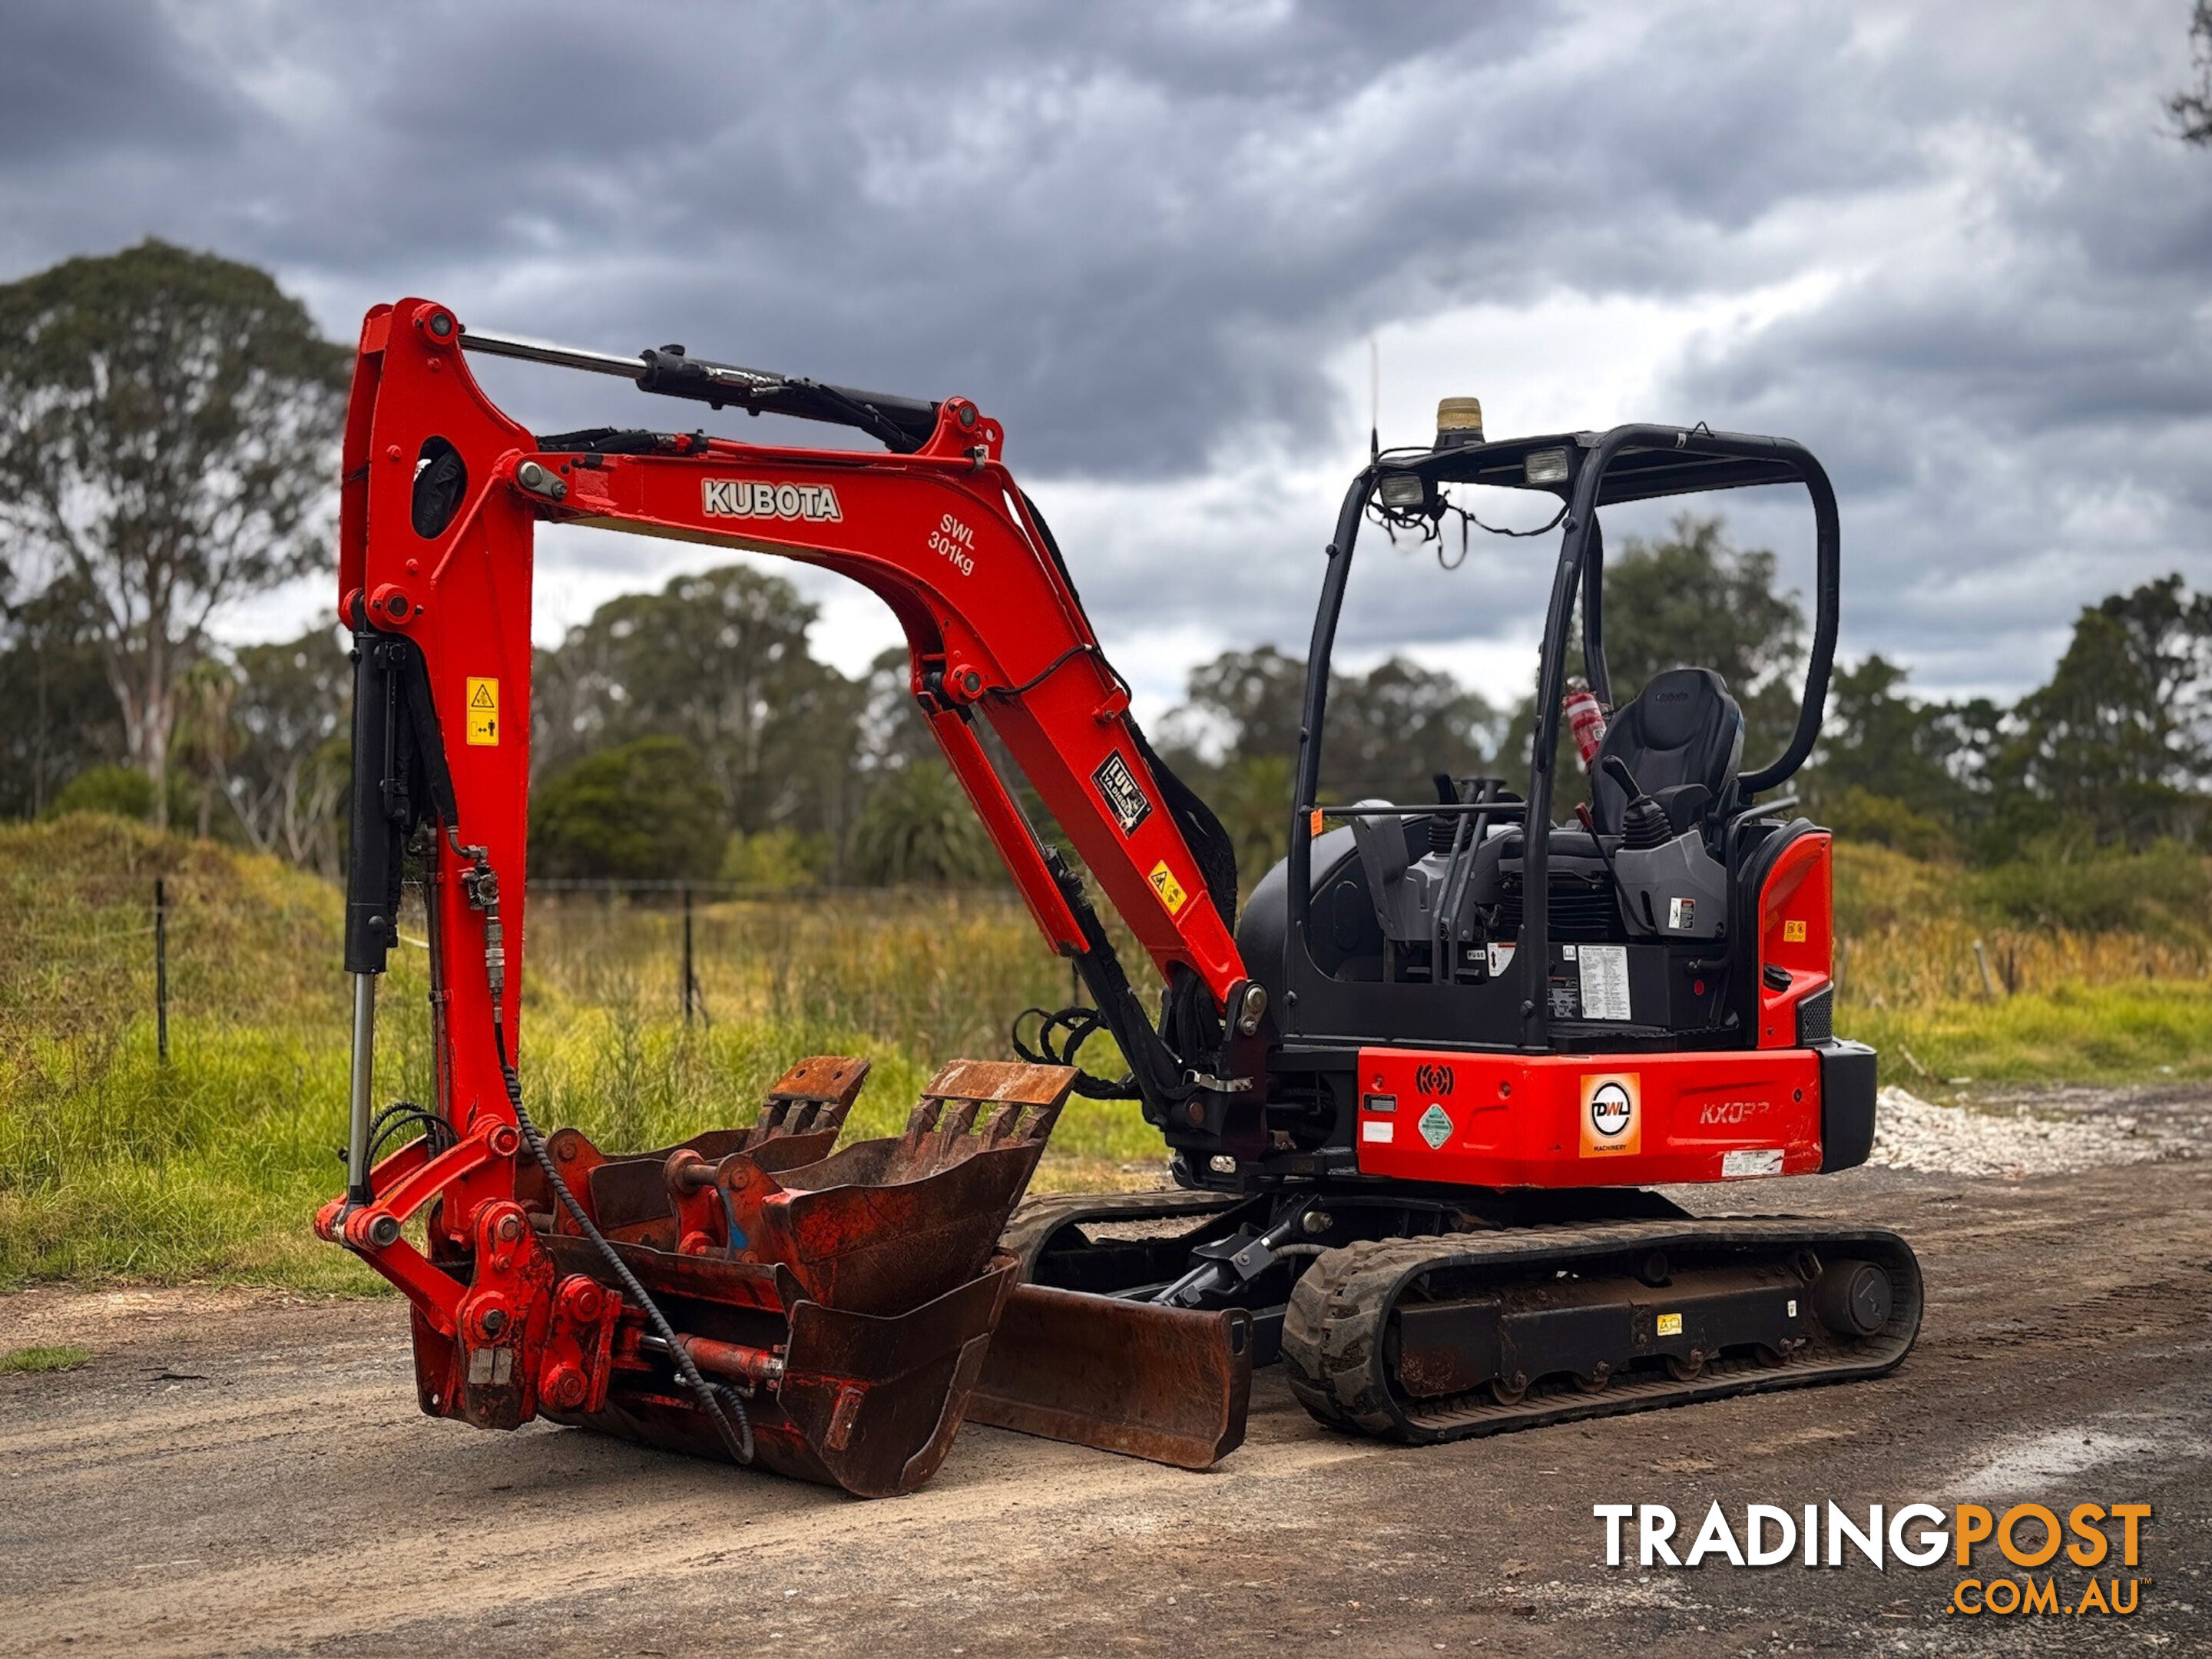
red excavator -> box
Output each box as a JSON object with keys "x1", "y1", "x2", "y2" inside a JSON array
[{"x1": 320, "y1": 298, "x2": 1919, "y2": 1496}]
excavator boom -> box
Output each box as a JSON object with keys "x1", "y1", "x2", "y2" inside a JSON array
[{"x1": 323, "y1": 299, "x2": 1257, "y2": 1492}]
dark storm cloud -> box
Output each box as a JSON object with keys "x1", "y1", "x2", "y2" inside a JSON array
[
  {"x1": 2, "y1": 2, "x2": 2208, "y2": 700},
  {"x1": 0, "y1": 0, "x2": 237, "y2": 162}
]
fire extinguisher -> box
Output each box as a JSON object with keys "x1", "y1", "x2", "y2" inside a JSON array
[{"x1": 1562, "y1": 677, "x2": 1608, "y2": 772}]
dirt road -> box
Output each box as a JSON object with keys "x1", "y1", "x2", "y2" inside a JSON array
[{"x1": 4, "y1": 1091, "x2": 2208, "y2": 1657}]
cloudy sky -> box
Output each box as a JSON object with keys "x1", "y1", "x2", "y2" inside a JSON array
[{"x1": 6, "y1": 0, "x2": 2210, "y2": 720}]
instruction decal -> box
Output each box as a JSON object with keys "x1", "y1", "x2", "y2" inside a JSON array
[
  {"x1": 465, "y1": 677, "x2": 499, "y2": 746},
  {"x1": 1417, "y1": 1103, "x2": 1454, "y2": 1149},
  {"x1": 1721, "y1": 1147, "x2": 1785, "y2": 1178},
  {"x1": 1147, "y1": 859, "x2": 1189, "y2": 916},
  {"x1": 1580, "y1": 1072, "x2": 1641, "y2": 1157},
  {"x1": 1782, "y1": 919, "x2": 1808, "y2": 942},
  {"x1": 1093, "y1": 752, "x2": 1153, "y2": 834},
  {"x1": 1577, "y1": 942, "x2": 1633, "y2": 1022}
]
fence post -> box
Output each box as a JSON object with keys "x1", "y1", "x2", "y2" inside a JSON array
[
  {"x1": 682, "y1": 884, "x2": 695, "y2": 1027},
  {"x1": 154, "y1": 877, "x2": 170, "y2": 1063},
  {"x1": 1972, "y1": 937, "x2": 1998, "y2": 999}
]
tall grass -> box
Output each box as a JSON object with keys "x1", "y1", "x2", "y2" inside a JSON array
[
  {"x1": 2, "y1": 816, "x2": 2207, "y2": 1287},
  {"x1": 0, "y1": 818, "x2": 1157, "y2": 1288},
  {"x1": 1832, "y1": 843, "x2": 2212, "y2": 1085}
]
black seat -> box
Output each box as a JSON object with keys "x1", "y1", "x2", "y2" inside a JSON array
[{"x1": 1590, "y1": 667, "x2": 1743, "y2": 838}]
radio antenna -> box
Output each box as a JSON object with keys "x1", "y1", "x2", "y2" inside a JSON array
[{"x1": 1368, "y1": 337, "x2": 1379, "y2": 462}]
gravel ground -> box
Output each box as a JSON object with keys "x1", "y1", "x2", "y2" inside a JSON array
[
  {"x1": 1870, "y1": 1084, "x2": 2204, "y2": 1178},
  {"x1": 2, "y1": 1085, "x2": 2207, "y2": 1657}
]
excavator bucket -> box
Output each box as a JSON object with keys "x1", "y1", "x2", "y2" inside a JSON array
[{"x1": 503, "y1": 1057, "x2": 1078, "y2": 1497}]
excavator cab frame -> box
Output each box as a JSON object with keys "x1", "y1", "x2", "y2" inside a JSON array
[{"x1": 1265, "y1": 426, "x2": 1840, "y2": 1061}]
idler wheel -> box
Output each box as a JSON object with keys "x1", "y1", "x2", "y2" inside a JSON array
[
  {"x1": 1811, "y1": 1259, "x2": 1893, "y2": 1338},
  {"x1": 1491, "y1": 1370, "x2": 1530, "y2": 1406},
  {"x1": 1573, "y1": 1361, "x2": 1614, "y2": 1393},
  {"x1": 1664, "y1": 1349, "x2": 1706, "y2": 1382}
]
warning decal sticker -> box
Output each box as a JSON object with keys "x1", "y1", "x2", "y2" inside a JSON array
[
  {"x1": 1782, "y1": 919, "x2": 1808, "y2": 942},
  {"x1": 1147, "y1": 859, "x2": 1189, "y2": 916},
  {"x1": 1580, "y1": 1072, "x2": 1641, "y2": 1157},
  {"x1": 1092, "y1": 752, "x2": 1153, "y2": 834},
  {"x1": 1417, "y1": 1104, "x2": 1453, "y2": 1149},
  {"x1": 465, "y1": 677, "x2": 499, "y2": 746}
]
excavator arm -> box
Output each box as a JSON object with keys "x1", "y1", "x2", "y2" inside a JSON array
[
  {"x1": 336, "y1": 298, "x2": 1265, "y2": 1203},
  {"x1": 317, "y1": 299, "x2": 1268, "y2": 1486}
]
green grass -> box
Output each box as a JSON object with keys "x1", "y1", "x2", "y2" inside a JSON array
[
  {"x1": 1, "y1": 1343, "x2": 94, "y2": 1373},
  {"x1": 2, "y1": 816, "x2": 2207, "y2": 1289},
  {"x1": 0, "y1": 816, "x2": 1157, "y2": 1290},
  {"x1": 1843, "y1": 980, "x2": 2212, "y2": 1086},
  {"x1": 1830, "y1": 841, "x2": 2212, "y2": 1088}
]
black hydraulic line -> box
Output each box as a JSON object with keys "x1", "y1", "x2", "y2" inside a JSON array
[
  {"x1": 459, "y1": 854, "x2": 754, "y2": 1466},
  {"x1": 492, "y1": 1022, "x2": 754, "y2": 1466},
  {"x1": 1012, "y1": 1002, "x2": 1135, "y2": 1099}
]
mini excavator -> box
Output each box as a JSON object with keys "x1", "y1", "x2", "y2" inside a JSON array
[{"x1": 321, "y1": 299, "x2": 1920, "y2": 1496}]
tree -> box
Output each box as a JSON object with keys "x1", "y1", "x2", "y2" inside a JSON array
[
  {"x1": 1999, "y1": 574, "x2": 2212, "y2": 846},
  {"x1": 1804, "y1": 653, "x2": 1995, "y2": 852},
  {"x1": 1163, "y1": 646, "x2": 1309, "y2": 769},
  {"x1": 227, "y1": 627, "x2": 351, "y2": 873},
  {"x1": 170, "y1": 657, "x2": 240, "y2": 840},
  {"x1": 1493, "y1": 513, "x2": 1806, "y2": 810},
  {"x1": 847, "y1": 760, "x2": 1002, "y2": 886},
  {"x1": 0, "y1": 573, "x2": 122, "y2": 818},
  {"x1": 1208, "y1": 753, "x2": 1295, "y2": 888},
  {"x1": 1160, "y1": 644, "x2": 1496, "y2": 808},
  {"x1": 0, "y1": 241, "x2": 348, "y2": 825},
  {"x1": 535, "y1": 565, "x2": 866, "y2": 850},
  {"x1": 2174, "y1": 1, "x2": 2212, "y2": 144},
  {"x1": 1325, "y1": 656, "x2": 1498, "y2": 803},
  {"x1": 531, "y1": 736, "x2": 729, "y2": 881},
  {"x1": 1598, "y1": 515, "x2": 1806, "y2": 767}
]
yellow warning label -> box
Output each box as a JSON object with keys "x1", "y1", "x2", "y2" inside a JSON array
[
  {"x1": 1782, "y1": 919, "x2": 1808, "y2": 942},
  {"x1": 1657, "y1": 1312, "x2": 1683, "y2": 1337},
  {"x1": 1147, "y1": 860, "x2": 1189, "y2": 916},
  {"x1": 465, "y1": 677, "x2": 499, "y2": 746}
]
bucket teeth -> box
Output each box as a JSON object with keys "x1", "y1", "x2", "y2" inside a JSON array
[{"x1": 743, "y1": 1055, "x2": 872, "y2": 1147}]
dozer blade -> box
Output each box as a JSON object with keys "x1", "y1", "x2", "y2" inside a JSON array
[{"x1": 969, "y1": 1283, "x2": 1252, "y2": 1469}]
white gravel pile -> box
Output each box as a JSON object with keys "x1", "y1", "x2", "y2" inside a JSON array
[{"x1": 1869, "y1": 1086, "x2": 2176, "y2": 1178}]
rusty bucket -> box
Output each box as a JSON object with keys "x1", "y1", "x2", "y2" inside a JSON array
[{"x1": 497, "y1": 1057, "x2": 1076, "y2": 1497}]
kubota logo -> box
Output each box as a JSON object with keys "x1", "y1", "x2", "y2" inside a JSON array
[{"x1": 702, "y1": 478, "x2": 843, "y2": 522}]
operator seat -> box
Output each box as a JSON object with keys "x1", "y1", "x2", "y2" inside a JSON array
[{"x1": 1589, "y1": 667, "x2": 1744, "y2": 840}]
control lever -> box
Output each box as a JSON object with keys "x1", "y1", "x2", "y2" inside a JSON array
[{"x1": 1602, "y1": 756, "x2": 1673, "y2": 851}]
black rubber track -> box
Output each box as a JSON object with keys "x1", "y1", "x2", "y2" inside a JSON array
[{"x1": 1280, "y1": 1217, "x2": 1922, "y2": 1443}]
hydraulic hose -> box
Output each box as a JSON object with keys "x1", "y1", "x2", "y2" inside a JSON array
[
  {"x1": 459, "y1": 849, "x2": 753, "y2": 1466},
  {"x1": 491, "y1": 1024, "x2": 754, "y2": 1466}
]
